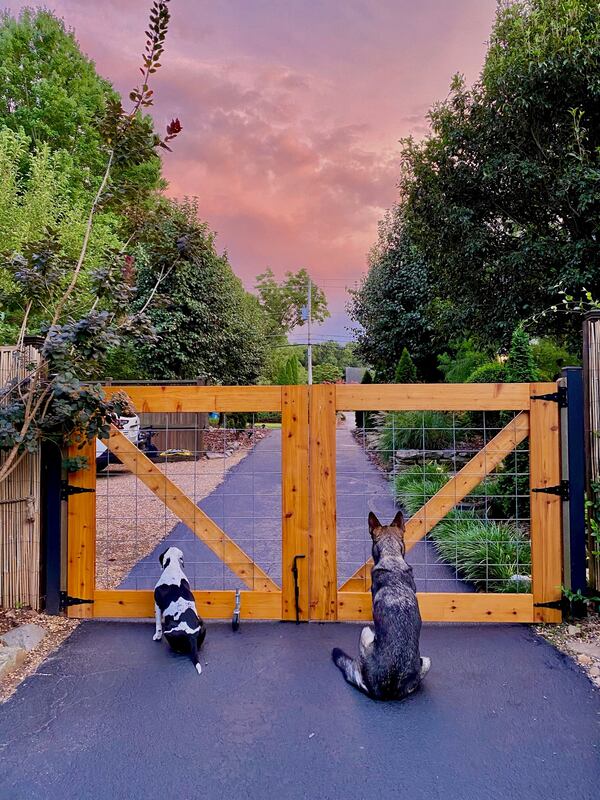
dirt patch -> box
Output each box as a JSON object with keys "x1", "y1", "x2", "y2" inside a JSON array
[
  {"x1": 0, "y1": 607, "x2": 78, "y2": 704},
  {"x1": 536, "y1": 612, "x2": 600, "y2": 688},
  {"x1": 96, "y1": 430, "x2": 269, "y2": 588}
]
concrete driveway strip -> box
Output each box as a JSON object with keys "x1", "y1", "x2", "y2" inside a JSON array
[{"x1": 0, "y1": 621, "x2": 598, "y2": 800}]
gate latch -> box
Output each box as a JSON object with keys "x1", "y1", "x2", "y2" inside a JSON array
[
  {"x1": 292, "y1": 554, "x2": 306, "y2": 624},
  {"x1": 61, "y1": 481, "x2": 95, "y2": 501},
  {"x1": 59, "y1": 592, "x2": 94, "y2": 610},
  {"x1": 532, "y1": 480, "x2": 569, "y2": 501}
]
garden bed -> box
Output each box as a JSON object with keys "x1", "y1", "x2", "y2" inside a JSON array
[
  {"x1": 537, "y1": 613, "x2": 600, "y2": 689},
  {"x1": 0, "y1": 608, "x2": 78, "y2": 704}
]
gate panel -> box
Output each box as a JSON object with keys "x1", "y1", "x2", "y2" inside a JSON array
[
  {"x1": 334, "y1": 382, "x2": 563, "y2": 624},
  {"x1": 69, "y1": 386, "x2": 285, "y2": 620}
]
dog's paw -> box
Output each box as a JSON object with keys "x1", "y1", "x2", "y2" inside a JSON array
[
  {"x1": 153, "y1": 631, "x2": 162, "y2": 641},
  {"x1": 195, "y1": 663, "x2": 202, "y2": 675},
  {"x1": 420, "y1": 656, "x2": 431, "y2": 678}
]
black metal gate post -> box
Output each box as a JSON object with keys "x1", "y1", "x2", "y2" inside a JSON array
[
  {"x1": 560, "y1": 368, "x2": 587, "y2": 604},
  {"x1": 41, "y1": 442, "x2": 63, "y2": 614}
]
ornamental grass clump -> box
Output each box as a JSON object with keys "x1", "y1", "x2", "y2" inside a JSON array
[{"x1": 393, "y1": 460, "x2": 530, "y2": 592}]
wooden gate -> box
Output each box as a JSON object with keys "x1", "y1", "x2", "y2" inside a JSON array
[{"x1": 66, "y1": 382, "x2": 563, "y2": 623}]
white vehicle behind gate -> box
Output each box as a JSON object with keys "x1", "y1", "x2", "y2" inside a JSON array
[{"x1": 96, "y1": 414, "x2": 140, "y2": 471}]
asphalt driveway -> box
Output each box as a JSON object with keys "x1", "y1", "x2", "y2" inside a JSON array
[{"x1": 0, "y1": 621, "x2": 598, "y2": 800}]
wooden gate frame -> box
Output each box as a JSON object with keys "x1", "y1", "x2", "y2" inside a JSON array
[
  {"x1": 67, "y1": 382, "x2": 563, "y2": 623},
  {"x1": 67, "y1": 385, "x2": 307, "y2": 621}
]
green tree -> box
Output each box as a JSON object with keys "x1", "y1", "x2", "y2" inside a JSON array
[
  {"x1": 258, "y1": 345, "x2": 306, "y2": 385},
  {"x1": 505, "y1": 325, "x2": 541, "y2": 383},
  {"x1": 0, "y1": 9, "x2": 161, "y2": 204},
  {"x1": 276, "y1": 354, "x2": 302, "y2": 385},
  {"x1": 135, "y1": 199, "x2": 269, "y2": 384},
  {"x1": 394, "y1": 348, "x2": 417, "y2": 383},
  {"x1": 255, "y1": 267, "x2": 329, "y2": 335},
  {"x1": 397, "y1": 0, "x2": 600, "y2": 347},
  {"x1": 466, "y1": 361, "x2": 506, "y2": 384},
  {"x1": 531, "y1": 337, "x2": 580, "y2": 380},
  {"x1": 0, "y1": 128, "x2": 122, "y2": 343},
  {"x1": 313, "y1": 363, "x2": 343, "y2": 384},
  {"x1": 348, "y1": 207, "x2": 435, "y2": 380},
  {"x1": 438, "y1": 339, "x2": 488, "y2": 383},
  {"x1": 0, "y1": 0, "x2": 179, "y2": 482}
]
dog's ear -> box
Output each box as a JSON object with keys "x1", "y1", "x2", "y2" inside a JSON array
[
  {"x1": 158, "y1": 549, "x2": 170, "y2": 568},
  {"x1": 368, "y1": 512, "x2": 382, "y2": 539},
  {"x1": 390, "y1": 510, "x2": 405, "y2": 532}
]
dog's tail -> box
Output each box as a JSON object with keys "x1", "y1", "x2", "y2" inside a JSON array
[
  {"x1": 190, "y1": 630, "x2": 204, "y2": 676},
  {"x1": 332, "y1": 647, "x2": 368, "y2": 694}
]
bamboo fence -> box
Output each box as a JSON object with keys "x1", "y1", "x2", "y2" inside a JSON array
[{"x1": 0, "y1": 346, "x2": 41, "y2": 609}]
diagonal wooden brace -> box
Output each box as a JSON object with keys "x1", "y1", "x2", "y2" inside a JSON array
[
  {"x1": 106, "y1": 425, "x2": 280, "y2": 592},
  {"x1": 339, "y1": 411, "x2": 530, "y2": 592}
]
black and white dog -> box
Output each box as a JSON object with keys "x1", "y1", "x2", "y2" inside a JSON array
[
  {"x1": 332, "y1": 511, "x2": 431, "y2": 700},
  {"x1": 153, "y1": 546, "x2": 206, "y2": 675}
]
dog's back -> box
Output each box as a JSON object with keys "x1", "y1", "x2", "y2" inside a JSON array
[
  {"x1": 363, "y1": 544, "x2": 423, "y2": 699},
  {"x1": 332, "y1": 512, "x2": 430, "y2": 700}
]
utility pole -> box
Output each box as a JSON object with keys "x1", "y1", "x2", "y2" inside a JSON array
[{"x1": 307, "y1": 277, "x2": 313, "y2": 385}]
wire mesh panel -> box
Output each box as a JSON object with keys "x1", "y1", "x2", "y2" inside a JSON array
[
  {"x1": 95, "y1": 413, "x2": 282, "y2": 594},
  {"x1": 337, "y1": 406, "x2": 532, "y2": 595},
  {"x1": 337, "y1": 411, "x2": 531, "y2": 592}
]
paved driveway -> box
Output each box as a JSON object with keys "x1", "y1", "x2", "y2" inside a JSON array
[
  {"x1": 0, "y1": 621, "x2": 598, "y2": 800},
  {"x1": 120, "y1": 425, "x2": 471, "y2": 593}
]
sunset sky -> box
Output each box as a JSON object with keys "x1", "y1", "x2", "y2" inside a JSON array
[{"x1": 9, "y1": 0, "x2": 497, "y2": 340}]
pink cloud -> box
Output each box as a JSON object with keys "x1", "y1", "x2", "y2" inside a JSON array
[{"x1": 5, "y1": 0, "x2": 497, "y2": 336}]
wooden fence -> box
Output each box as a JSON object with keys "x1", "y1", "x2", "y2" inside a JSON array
[
  {"x1": 584, "y1": 313, "x2": 600, "y2": 591},
  {"x1": 0, "y1": 347, "x2": 41, "y2": 609}
]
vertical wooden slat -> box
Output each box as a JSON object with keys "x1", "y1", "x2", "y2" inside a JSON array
[
  {"x1": 530, "y1": 383, "x2": 563, "y2": 623},
  {"x1": 67, "y1": 441, "x2": 96, "y2": 618},
  {"x1": 281, "y1": 386, "x2": 309, "y2": 620},
  {"x1": 309, "y1": 384, "x2": 337, "y2": 620}
]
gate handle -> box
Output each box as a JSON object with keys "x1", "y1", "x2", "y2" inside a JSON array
[{"x1": 292, "y1": 555, "x2": 306, "y2": 624}]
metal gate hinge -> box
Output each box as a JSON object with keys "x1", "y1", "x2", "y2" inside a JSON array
[
  {"x1": 533, "y1": 599, "x2": 564, "y2": 610},
  {"x1": 60, "y1": 481, "x2": 95, "y2": 501},
  {"x1": 532, "y1": 480, "x2": 569, "y2": 501},
  {"x1": 59, "y1": 592, "x2": 94, "y2": 610},
  {"x1": 530, "y1": 385, "x2": 567, "y2": 407}
]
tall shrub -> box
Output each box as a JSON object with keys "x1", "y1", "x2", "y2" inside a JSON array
[
  {"x1": 394, "y1": 348, "x2": 417, "y2": 383},
  {"x1": 505, "y1": 325, "x2": 540, "y2": 383}
]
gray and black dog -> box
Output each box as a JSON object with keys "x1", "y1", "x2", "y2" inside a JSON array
[{"x1": 332, "y1": 511, "x2": 431, "y2": 700}]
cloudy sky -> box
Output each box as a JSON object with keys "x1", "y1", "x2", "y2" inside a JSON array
[{"x1": 8, "y1": 0, "x2": 497, "y2": 340}]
